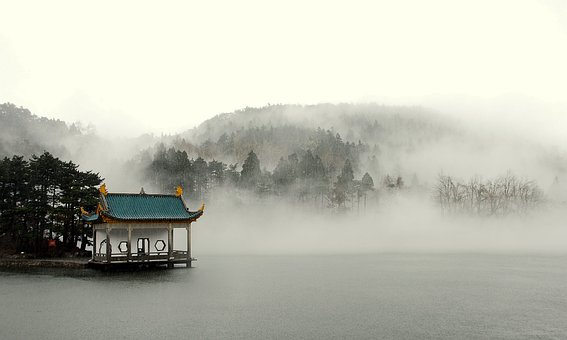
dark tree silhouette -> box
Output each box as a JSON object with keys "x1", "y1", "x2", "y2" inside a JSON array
[
  {"x1": 332, "y1": 159, "x2": 355, "y2": 208},
  {"x1": 0, "y1": 152, "x2": 102, "y2": 255},
  {"x1": 240, "y1": 150, "x2": 261, "y2": 189}
]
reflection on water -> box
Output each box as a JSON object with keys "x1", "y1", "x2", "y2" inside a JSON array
[
  {"x1": 1, "y1": 254, "x2": 566, "y2": 339},
  {"x1": 2, "y1": 266, "x2": 177, "y2": 282}
]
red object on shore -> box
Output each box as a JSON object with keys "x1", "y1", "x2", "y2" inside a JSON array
[{"x1": 48, "y1": 240, "x2": 56, "y2": 248}]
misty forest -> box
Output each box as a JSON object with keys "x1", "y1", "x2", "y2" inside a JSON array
[{"x1": 1, "y1": 101, "x2": 566, "y2": 256}]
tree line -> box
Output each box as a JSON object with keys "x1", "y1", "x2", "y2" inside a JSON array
[
  {"x1": 435, "y1": 173, "x2": 543, "y2": 216},
  {"x1": 171, "y1": 126, "x2": 369, "y2": 177},
  {"x1": 144, "y1": 146, "x2": 376, "y2": 210},
  {"x1": 145, "y1": 144, "x2": 546, "y2": 217},
  {"x1": 0, "y1": 152, "x2": 102, "y2": 255}
]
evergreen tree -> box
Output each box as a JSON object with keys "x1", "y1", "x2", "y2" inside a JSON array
[
  {"x1": 272, "y1": 156, "x2": 295, "y2": 193},
  {"x1": 359, "y1": 172, "x2": 375, "y2": 211},
  {"x1": 299, "y1": 150, "x2": 316, "y2": 179},
  {"x1": 225, "y1": 163, "x2": 240, "y2": 186},
  {"x1": 0, "y1": 152, "x2": 101, "y2": 254},
  {"x1": 361, "y1": 172, "x2": 374, "y2": 191},
  {"x1": 28, "y1": 152, "x2": 60, "y2": 248},
  {"x1": 192, "y1": 157, "x2": 209, "y2": 200},
  {"x1": 58, "y1": 161, "x2": 101, "y2": 250},
  {"x1": 208, "y1": 159, "x2": 226, "y2": 187},
  {"x1": 312, "y1": 154, "x2": 329, "y2": 208},
  {"x1": 332, "y1": 159, "x2": 355, "y2": 208},
  {"x1": 0, "y1": 156, "x2": 30, "y2": 250},
  {"x1": 240, "y1": 150, "x2": 261, "y2": 189}
]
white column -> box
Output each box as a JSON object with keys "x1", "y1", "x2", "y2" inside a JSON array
[
  {"x1": 105, "y1": 227, "x2": 111, "y2": 263},
  {"x1": 127, "y1": 224, "x2": 132, "y2": 262},
  {"x1": 186, "y1": 223, "x2": 192, "y2": 267},
  {"x1": 92, "y1": 226, "x2": 97, "y2": 260}
]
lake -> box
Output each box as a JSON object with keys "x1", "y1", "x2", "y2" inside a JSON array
[{"x1": 1, "y1": 254, "x2": 566, "y2": 339}]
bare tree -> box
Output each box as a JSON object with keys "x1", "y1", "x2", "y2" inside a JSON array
[{"x1": 434, "y1": 173, "x2": 543, "y2": 216}]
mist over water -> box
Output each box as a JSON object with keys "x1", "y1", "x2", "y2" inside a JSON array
[
  {"x1": 157, "y1": 101, "x2": 567, "y2": 256},
  {"x1": 194, "y1": 190, "x2": 567, "y2": 256}
]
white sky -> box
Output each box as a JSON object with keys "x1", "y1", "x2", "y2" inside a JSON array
[{"x1": 1, "y1": 0, "x2": 566, "y2": 137}]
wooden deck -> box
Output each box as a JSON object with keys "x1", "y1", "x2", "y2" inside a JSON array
[{"x1": 89, "y1": 250, "x2": 195, "y2": 269}]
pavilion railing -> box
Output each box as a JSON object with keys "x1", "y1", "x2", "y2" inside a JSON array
[{"x1": 93, "y1": 250, "x2": 190, "y2": 263}]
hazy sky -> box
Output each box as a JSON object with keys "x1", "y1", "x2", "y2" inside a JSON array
[{"x1": 1, "y1": 0, "x2": 566, "y2": 137}]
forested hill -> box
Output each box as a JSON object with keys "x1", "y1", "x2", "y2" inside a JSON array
[
  {"x1": 160, "y1": 103, "x2": 565, "y2": 199},
  {"x1": 0, "y1": 101, "x2": 461, "y2": 175},
  {"x1": 174, "y1": 103, "x2": 461, "y2": 171},
  {"x1": 184, "y1": 104, "x2": 456, "y2": 144},
  {"x1": 3, "y1": 101, "x2": 565, "y2": 198},
  {"x1": 0, "y1": 103, "x2": 91, "y2": 159},
  {"x1": 0, "y1": 102, "x2": 155, "y2": 190}
]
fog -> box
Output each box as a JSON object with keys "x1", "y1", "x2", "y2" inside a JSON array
[
  {"x1": 144, "y1": 99, "x2": 567, "y2": 256},
  {"x1": 192, "y1": 189, "x2": 567, "y2": 255}
]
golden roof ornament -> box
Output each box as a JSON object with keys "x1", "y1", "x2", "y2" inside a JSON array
[
  {"x1": 199, "y1": 202, "x2": 205, "y2": 212},
  {"x1": 176, "y1": 185, "x2": 183, "y2": 197},
  {"x1": 99, "y1": 183, "x2": 108, "y2": 196}
]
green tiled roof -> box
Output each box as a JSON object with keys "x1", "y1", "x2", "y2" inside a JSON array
[{"x1": 95, "y1": 193, "x2": 203, "y2": 222}]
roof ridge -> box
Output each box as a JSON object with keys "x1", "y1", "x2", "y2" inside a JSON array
[{"x1": 107, "y1": 192, "x2": 179, "y2": 197}]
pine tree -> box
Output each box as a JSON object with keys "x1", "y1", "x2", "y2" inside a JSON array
[
  {"x1": 240, "y1": 150, "x2": 261, "y2": 189},
  {"x1": 193, "y1": 157, "x2": 209, "y2": 200},
  {"x1": 332, "y1": 159, "x2": 355, "y2": 208},
  {"x1": 0, "y1": 156, "x2": 30, "y2": 250},
  {"x1": 208, "y1": 159, "x2": 226, "y2": 187},
  {"x1": 361, "y1": 172, "x2": 374, "y2": 191},
  {"x1": 0, "y1": 152, "x2": 102, "y2": 254}
]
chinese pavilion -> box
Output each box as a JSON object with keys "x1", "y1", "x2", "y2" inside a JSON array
[{"x1": 81, "y1": 184, "x2": 204, "y2": 269}]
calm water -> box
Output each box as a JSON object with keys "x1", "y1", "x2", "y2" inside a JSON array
[{"x1": 1, "y1": 254, "x2": 566, "y2": 339}]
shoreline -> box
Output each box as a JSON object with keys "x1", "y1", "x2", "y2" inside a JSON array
[{"x1": 0, "y1": 258, "x2": 90, "y2": 269}]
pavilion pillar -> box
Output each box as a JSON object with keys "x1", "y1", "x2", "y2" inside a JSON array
[
  {"x1": 92, "y1": 225, "x2": 96, "y2": 261},
  {"x1": 168, "y1": 223, "x2": 173, "y2": 268},
  {"x1": 127, "y1": 224, "x2": 132, "y2": 262},
  {"x1": 186, "y1": 223, "x2": 192, "y2": 268},
  {"x1": 105, "y1": 226, "x2": 111, "y2": 263}
]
